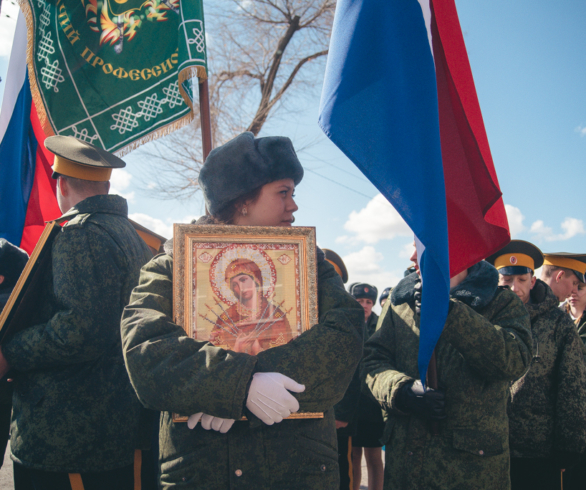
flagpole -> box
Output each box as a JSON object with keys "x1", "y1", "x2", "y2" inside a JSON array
[
  {"x1": 427, "y1": 350, "x2": 440, "y2": 435},
  {"x1": 198, "y1": 79, "x2": 213, "y2": 160}
]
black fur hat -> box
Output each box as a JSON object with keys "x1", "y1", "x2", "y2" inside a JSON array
[
  {"x1": 198, "y1": 132, "x2": 304, "y2": 216},
  {"x1": 349, "y1": 283, "x2": 378, "y2": 303},
  {"x1": 0, "y1": 239, "x2": 29, "y2": 289}
]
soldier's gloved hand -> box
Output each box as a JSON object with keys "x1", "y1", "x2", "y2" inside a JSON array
[
  {"x1": 187, "y1": 412, "x2": 235, "y2": 433},
  {"x1": 396, "y1": 380, "x2": 446, "y2": 420},
  {"x1": 555, "y1": 451, "x2": 582, "y2": 470},
  {"x1": 246, "y1": 372, "x2": 305, "y2": 425}
]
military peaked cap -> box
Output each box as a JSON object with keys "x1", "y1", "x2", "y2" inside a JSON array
[
  {"x1": 542, "y1": 252, "x2": 586, "y2": 283},
  {"x1": 46, "y1": 135, "x2": 125, "y2": 182},
  {"x1": 323, "y1": 248, "x2": 348, "y2": 283},
  {"x1": 486, "y1": 240, "x2": 543, "y2": 276},
  {"x1": 350, "y1": 283, "x2": 378, "y2": 303},
  {"x1": 198, "y1": 132, "x2": 304, "y2": 216}
]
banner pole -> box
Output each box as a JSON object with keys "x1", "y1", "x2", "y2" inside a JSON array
[
  {"x1": 427, "y1": 349, "x2": 440, "y2": 435},
  {"x1": 198, "y1": 79, "x2": 213, "y2": 161}
]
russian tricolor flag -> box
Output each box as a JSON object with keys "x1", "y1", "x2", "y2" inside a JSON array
[
  {"x1": 0, "y1": 12, "x2": 60, "y2": 254},
  {"x1": 319, "y1": 0, "x2": 510, "y2": 384}
]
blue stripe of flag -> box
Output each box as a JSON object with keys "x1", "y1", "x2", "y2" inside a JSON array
[
  {"x1": 0, "y1": 73, "x2": 37, "y2": 246},
  {"x1": 319, "y1": 0, "x2": 450, "y2": 385}
]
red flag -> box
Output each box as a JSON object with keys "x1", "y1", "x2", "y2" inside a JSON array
[{"x1": 432, "y1": 0, "x2": 510, "y2": 276}]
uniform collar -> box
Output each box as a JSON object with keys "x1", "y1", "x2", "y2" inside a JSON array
[{"x1": 56, "y1": 194, "x2": 128, "y2": 223}]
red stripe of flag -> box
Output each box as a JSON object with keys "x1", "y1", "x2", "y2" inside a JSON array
[
  {"x1": 19, "y1": 101, "x2": 60, "y2": 254},
  {"x1": 431, "y1": 0, "x2": 510, "y2": 276}
]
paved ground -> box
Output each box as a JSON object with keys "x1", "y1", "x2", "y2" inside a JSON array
[
  {"x1": 0, "y1": 450, "x2": 11, "y2": 489},
  {"x1": 0, "y1": 445, "x2": 374, "y2": 489}
]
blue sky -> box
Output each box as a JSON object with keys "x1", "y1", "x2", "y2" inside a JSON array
[{"x1": 1, "y1": 0, "x2": 585, "y2": 313}]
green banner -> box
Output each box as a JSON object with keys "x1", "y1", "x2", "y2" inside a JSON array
[{"x1": 20, "y1": 0, "x2": 207, "y2": 154}]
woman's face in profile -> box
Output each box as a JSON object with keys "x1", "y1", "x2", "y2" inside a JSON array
[
  {"x1": 235, "y1": 178, "x2": 298, "y2": 227},
  {"x1": 230, "y1": 274, "x2": 256, "y2": 302}
]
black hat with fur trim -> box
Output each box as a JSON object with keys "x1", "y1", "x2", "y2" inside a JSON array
[
  {"x1": 350, "y1": 283, "x2": 378, "y2": 303},
  {"x1": 0, "y1": 239, "x2": 29, "y2": 290},
  {"x1": 198, "y1": 132, "x2": 304, "y2": 216}
]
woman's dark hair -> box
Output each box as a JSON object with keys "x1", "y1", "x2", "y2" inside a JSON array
[{"x1": 213, "y1": 185, "x2": 263, "y2": 224}]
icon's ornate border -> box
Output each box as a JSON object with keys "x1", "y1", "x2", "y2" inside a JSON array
[{"x1": 172, "y1": 224, "x2": 321, "y2": 422}]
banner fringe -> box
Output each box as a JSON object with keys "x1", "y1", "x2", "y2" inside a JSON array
[
  {"x1": 113, "y1": 111, "x2": 194, "y2": 157},
  {"x1": 17, "y1": 0, "x2": 206, "y2": 156},
  {"x1": 178, "y1": 66, "x2": 207, "y2": 110},
  {"x1": 18, "y1": 0, "x2": 55, "y2": 138}
]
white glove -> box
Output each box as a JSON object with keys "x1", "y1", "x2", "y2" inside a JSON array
[
  {"x1": 187, "y1": 412, "x2": 235, "y2": 433},
  {"x1": 245, "y1": 372, "x2": 305, "y2": 425}
]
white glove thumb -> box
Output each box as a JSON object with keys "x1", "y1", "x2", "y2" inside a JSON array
[{"x1": 246, "y1": 372, "x2": 305, "y2": 426}]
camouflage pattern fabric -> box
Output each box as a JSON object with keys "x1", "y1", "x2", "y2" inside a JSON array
[
  {"x1": 509, "y1": 279, "x2": 586, "y2": 459},
  {"x1": 2, "y1": 195, "x2": 153, "y2": 472},
  {"x1": 574, "y1": 312, "x2": 586, "y2": 347},
  {"x1": 362, "y1": 261, "x2": 532, "y2": 490},
  {"x1": 121, "y1": 249, "x2": 363, "y2": 489},
  {"x1": 578, "y1": 315, "x2": 586, "y2": 342}
]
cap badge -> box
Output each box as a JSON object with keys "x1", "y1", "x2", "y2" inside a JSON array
[
  {"x1": 510, "y1": 256, "x2": 518, "y2": 265},
  {"x1": 364, "y1": 287, "x2": 369, "y2": 292}
]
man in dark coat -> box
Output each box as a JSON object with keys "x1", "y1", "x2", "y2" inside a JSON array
[
  {"x1": 487, "y1": 240, "x2": 586, "y2": 489},
  {"x1": 0, "y1": 136, "x2": 153, "y2": 489},
  {"x1": 0, "y1": 240, "x2": 28, "y2": 468},
  {"x1": 324, "y1": 250, "x2": 362, "y2": 490},
  {"x1": 362, "y1": 243, "x2": 532, "y2": 490},
  {"x1": 349, "y1": 283, "x2": 384, "y2": 490}
]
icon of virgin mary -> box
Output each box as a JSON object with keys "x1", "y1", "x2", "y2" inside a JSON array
[{"x1": 209, "y1": 258, "x2": 293, "y2": 354}]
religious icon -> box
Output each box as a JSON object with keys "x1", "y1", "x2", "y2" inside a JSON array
[{"x1": 173, "y1": 224, "x2": 318, "y2": 354}]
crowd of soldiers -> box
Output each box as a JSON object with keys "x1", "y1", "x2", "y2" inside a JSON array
[
  {"x1": 326, "y1": 243, "x2": 586, "y2": 490},
  {"x1": 0, "y1": 132, "x2": 585, "y2": 490}
]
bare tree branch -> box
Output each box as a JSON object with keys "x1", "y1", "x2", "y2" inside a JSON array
[{"x1": 140, "y1": 0, "x2": 334, "y2": 201}]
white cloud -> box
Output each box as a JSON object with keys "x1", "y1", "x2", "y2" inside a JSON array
[
  {"x1": 505, "y1": 204, "x2": 526, "y2": 237},
  {"x1": 129, "y1": 213, "x2": 174, "y2": 238},
  {"x1": 128, "y1": 213, "x2": 201, "y2": 239},
  {"x1": 399, "y1": 242, "x2": 415, "y2": 259},
  {"x1": 342, "y1": 246, "x2": 403, "y2": 298},
  {"x1": 530, "y1": 217, "x2": 585, "y2": 242},
  {"x1": 343, "y1": 194, "x2": 412, "y2": 244},
  {"x1": 110, "y1": 169, "x2": 132, "y2": 190},
  {"x1": 0, "y1": 2, "x2": 19, "y2": 58},
  {"x1": 575, "y1": 125, "x2": 586, "y2": 137},
  {"x1": 110, "y1": 169, "x2": 135, "y2": 202}
]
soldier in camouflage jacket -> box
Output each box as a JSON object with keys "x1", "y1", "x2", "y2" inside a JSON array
[
  {"x1": 1, "y1": 194, "x2": 153, "y2": 476},
  {"x1": 121, "y1": 231, "x2": 363, "y2": 489},
  {"x1": 362, "y1": 259, "x2": 532, "y2": 490},
  {"x1": 507, "y1": 279, "x2": 586, "y2": 486},
  {"x1": 121, "y1": 132, "x2": 363, "y2": 490}
]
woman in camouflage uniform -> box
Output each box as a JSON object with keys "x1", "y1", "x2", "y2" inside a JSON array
[{"x1": 121, "y1": 132, "x2": 364, "y2": 489}]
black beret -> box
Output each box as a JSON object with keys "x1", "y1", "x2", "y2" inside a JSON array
[
  {"x1": 198, "y1": 132, "x2": 304, "y2": 216},
  {"x1": 0, "y1": 239, "x2": 29, "y2": 289},
  {"x1": 350, "y1": 283, "x2": 378, "y2": 302}
]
